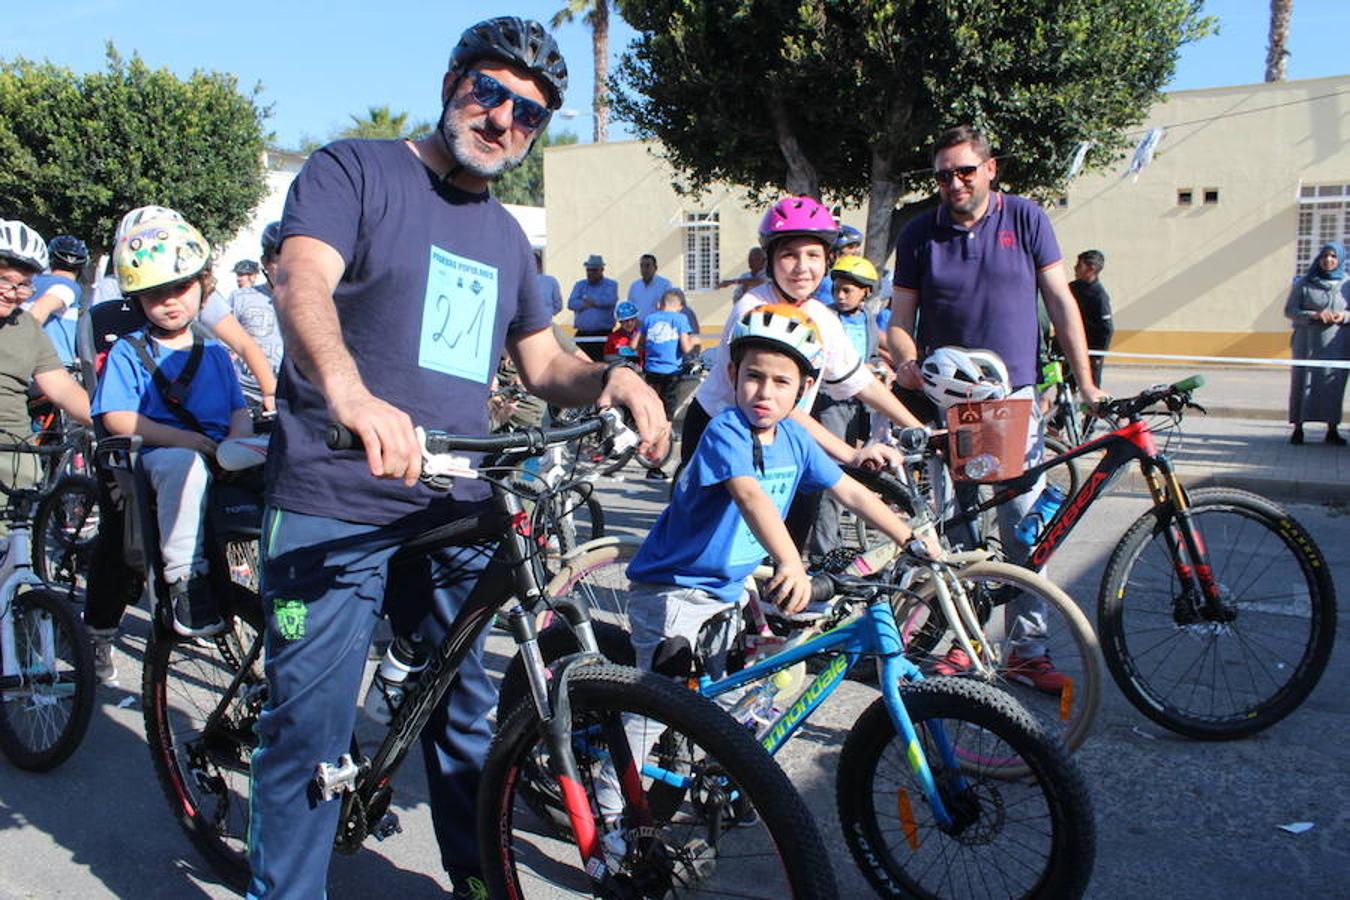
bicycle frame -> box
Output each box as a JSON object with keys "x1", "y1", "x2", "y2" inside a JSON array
[
  {"x1": 696, "y1": 592, "x2": 967, "y2": 830},
  {"x1": 943, "y1": 391, "x2": 1230, "y2": 613}
]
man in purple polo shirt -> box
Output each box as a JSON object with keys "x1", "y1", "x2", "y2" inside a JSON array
[{"x1": 886, "y1": 124, "x2": 1104, "y2": 692}]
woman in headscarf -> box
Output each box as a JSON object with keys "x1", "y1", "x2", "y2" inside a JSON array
[{"x1": 1285, "y1": 241, "x2": 1347, "y2": 445}]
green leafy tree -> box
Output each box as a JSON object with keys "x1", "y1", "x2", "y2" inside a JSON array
[
  {"x1": 552, "y1": 0, "x2": 613, "y2": 142},
  {"x1": 336, "y1": 105, "x2": 433, "y2": 141},
  {"x1": 0, "y1": 44, "x2": 269, "y2": 254},
  {"x1": 614, "y1": 0, "x2": 1212, "y2": 267},
  {"x1": 494, "y1": 128, "x2": 579, "y2": 206}
]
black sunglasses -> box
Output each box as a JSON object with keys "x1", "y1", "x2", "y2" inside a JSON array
[
  {"x1": 933, "y1": 164, "x2": 982, "y2": 185},
  {"x1": 467, "y1": 70, "x2": 550, "y2": 132}
]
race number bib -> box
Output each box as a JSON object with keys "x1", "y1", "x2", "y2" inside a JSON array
[{"x1": 418, "y1": 246, "x2": 499, "y2": 383}]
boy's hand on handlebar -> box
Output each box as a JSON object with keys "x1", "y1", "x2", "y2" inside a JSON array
[
  {"x1": 850, "y1": 441, "x2": 901, "y2": 472},
  {"x1": 598, "y1": 366, "x2": 671, "y2": 462},
  {"x1": 765, "y1": 564, "x2": 812, "y2": 615},
  {"x1": 331, "y1": 390, "x2": 420, "y2": 486},
  {"x1": 908, "y1": 526, "x2": 945, "y2": 562}
]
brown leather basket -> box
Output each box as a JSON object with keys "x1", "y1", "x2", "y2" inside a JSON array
[{"x1": 946, "y1": 398, "x2": 1033, "y2": 483}]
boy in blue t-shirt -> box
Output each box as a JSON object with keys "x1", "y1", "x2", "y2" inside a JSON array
[
  {"x1": 638, "y1": 290, "x2": 698, "y2": 479},
  {"x1": 91, "y1": 216, "x2": 251, "y2": 639},
  {"x1": 625, "y1": 303, "x2": 938, "y2": 680}
]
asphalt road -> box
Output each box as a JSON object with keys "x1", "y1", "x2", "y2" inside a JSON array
[{"x1": 1, "y1": 469, "x2": 1346, "y2": 898}]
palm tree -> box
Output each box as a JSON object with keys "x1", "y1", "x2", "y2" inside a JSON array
[
  {"x1": 551, "y1": 1, "x2": 610, "y2": 143},
  {"x1": 1264, "y1": 0, "x2": 1293, "y2": 82},
  {"x1": 337, "y1": 106, "x2": 432, "y2": 141}
]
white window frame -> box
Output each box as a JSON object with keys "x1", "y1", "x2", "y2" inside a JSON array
[
  {"x1": 681, "y1": 211, "x2": 721, "y2": 292},
  {"x1": 1296, "y1": 183, "x2": 1350, "y2": 277}
]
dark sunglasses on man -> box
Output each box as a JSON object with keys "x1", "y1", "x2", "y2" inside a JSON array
[
  {"x1": 466, "y1": 70, "x2": 550, "y2": 132},
  {"x1": 933, "y1": 164, "x2": 983, "y2": 186}
]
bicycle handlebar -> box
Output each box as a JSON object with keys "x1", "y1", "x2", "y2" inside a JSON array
[
  {"x1": 1092, "y1": 374, "x2": 1207, "y2": 421},
  {"x1": 326, "y1": 407, "x2": 630, "y2": 458}
]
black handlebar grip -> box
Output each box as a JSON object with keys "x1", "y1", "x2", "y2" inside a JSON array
[
  {"x1": 326, "y1": 424, "x2": 362, "y2": 451},
  {"x1": 809, "y1": 573, "x2": 836, "y2": 604}
]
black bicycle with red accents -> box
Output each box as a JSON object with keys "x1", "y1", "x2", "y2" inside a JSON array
[{"x1": 928, "y1": 375, "x2": 1336, "y2": 740}]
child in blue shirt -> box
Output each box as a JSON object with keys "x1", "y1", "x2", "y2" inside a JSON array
[
  {"x1": 91, "y1": 215, "x2": 251, "y2": 639},
  {"x1": 625, "y1": 303, "x2": 939, "y2": 680}
]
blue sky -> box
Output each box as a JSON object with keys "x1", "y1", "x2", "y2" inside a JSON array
[{"x1": 3, "y1": 1, "x2": 1346, "y2": 150}]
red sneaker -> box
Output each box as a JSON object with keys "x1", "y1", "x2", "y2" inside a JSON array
[
  {"x1": 932, "y1": 646, "x2": 973, "y2": 676},
  {"x1": 1004, "y1": 652, "x2": 1069, "y2": 694}
]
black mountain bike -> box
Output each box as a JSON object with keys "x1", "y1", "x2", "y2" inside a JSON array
[{"x1": 142, "y1": 410, "x2": 836, "y2": 898}]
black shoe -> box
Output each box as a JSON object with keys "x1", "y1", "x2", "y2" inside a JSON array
[
  {"x1": 1290, "y1": 427, "x2": 1304, "y2": 445},
  {"x1": 170, "y1": 576, "x2": 224, "y2": 638},
  {"x1": 1327, "y1": 428, "x2": 1346, "y2": 446},
  {"x1": 646, "y1": 467, "x2": 667, "y2": 480}
]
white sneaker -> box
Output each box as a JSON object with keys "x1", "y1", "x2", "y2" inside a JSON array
[{"x1": 89, "y1": 627, "x2": 118, "y2": 684}]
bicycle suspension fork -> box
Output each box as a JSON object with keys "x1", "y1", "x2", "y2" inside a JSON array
[{"x1": 1143, "y1": 459, "x2": 1231, "y2": 621}]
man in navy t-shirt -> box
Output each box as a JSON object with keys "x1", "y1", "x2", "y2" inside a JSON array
[
  {"x1": 886, "y1": 124, "x2": 1104, "y2": 694},
  {"x1": 247, "y1": 18, "x2": 667, "y2": 900}
]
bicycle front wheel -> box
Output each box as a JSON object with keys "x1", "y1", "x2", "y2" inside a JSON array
[
  {"x1": 0, "y1": 587, "x2": 95, "y2": 771},
  {"x1": 481, "y1": 663, "x2": 837, "y2": 899},
  {"x1": 837, "y1": 676, "x2": 1096, "y2": 900},
  {"x1": 894, "y1": 560, "x2": 1103, "y2": 769},
  {"x1": 142, "y1": 584, "x2": 265, "y2": 891},
  {"x1": 543, "y1": 541, "x2": 641, "y2": 634},
  {"x1": 1099, "y1": 487, "x2": 1336, "y2": 739}
]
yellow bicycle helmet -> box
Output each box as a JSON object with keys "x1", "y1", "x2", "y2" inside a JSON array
[
  {"x1": 830, "y1": 255, "x2": 878, "y2": 289},
  {"x1": 115, "y1": 218, "x2": 211, "y2": 295}
]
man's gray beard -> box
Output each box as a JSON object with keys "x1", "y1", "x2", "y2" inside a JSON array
[{"x1": 442, "y1": 107, "x2": 532, "y2": 180}]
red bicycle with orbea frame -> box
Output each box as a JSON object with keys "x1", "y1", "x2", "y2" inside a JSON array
[{"x1": 936, "y1": 375, "x2": 1336, "y2": 739}]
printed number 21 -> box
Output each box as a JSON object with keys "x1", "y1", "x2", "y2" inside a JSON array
[{"x1": 433, "y1": 294, "x2": 485, "y2": 356}]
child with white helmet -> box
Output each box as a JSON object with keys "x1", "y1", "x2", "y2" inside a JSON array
[
  {"x1": 685, "y1": 196, "x2": 923, "y2": 481},
  {"x1": 90, "y1": 213, "x2": 253, "y2": 642}
]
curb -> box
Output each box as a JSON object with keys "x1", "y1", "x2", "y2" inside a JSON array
[{"x1": 1115, "y1": 469, "x2": 1350, "y2": 506}]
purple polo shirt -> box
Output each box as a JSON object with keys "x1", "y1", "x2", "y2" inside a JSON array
[{"x1": 894, "y1": 192, "x2": 1061, "y2": 387}]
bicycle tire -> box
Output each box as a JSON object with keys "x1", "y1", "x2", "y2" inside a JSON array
[
  {"x1": 1098, "y1": 487, "x2": 1336, "y2": 739},
  {"x1": 893, "y1": 560, "x2": 1102, "y2": 772},
  {"x1": 481, "y1": 663, "x2": 838, "y2": 899},
  {"x1": 31, "y1": 474, "x2": 100, "y2": 593},
  {"x1": 0, "y1": 587, "x2": 96, "y2": 771},
  {"x1": 142, "y1": 583, "x2": 265, "y2": 891},
  {"x1": 542, "y1": 541, "x2": 641, "y2": 634},
  {"x1": 836, "y1": 676, "x2": 1096, "y2": 900},
  {"x1": 1042, "y1": 435, "x2": 1081, "y2": 501}
]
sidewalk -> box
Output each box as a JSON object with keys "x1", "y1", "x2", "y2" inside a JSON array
[{"x1": 1092, "y1": 363, "x2": 1350, "y2": 504}]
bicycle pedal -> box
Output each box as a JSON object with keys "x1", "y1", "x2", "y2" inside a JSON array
[
  {"x1": 372, "y1": 812, "x2": 402, "y2": 841},
  {"x1": 314, "y1": 753, "x2": 359, "y2": 802}
]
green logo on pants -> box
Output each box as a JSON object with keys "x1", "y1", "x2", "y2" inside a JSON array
[{"x1": 274, "y1": 598, "x2": 307, "y2": 641}]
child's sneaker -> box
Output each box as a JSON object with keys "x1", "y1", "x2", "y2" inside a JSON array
[
  {"x1": 170, "y1": 576, "x2": 224, "y2": 638},
  {"x1": 1003, "y1": 652, "x2": 1069, "y2": 694},
  {"x1": 88, "y1": 627, "x2": 118, "y2": 684}
]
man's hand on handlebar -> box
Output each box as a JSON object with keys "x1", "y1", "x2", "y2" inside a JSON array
[
  {"x1": 597, "y1": 365, "x2": 671, "y2": 463},
  {"x1": 330, "y1": 388, "x2": 421, "y2": 486}
]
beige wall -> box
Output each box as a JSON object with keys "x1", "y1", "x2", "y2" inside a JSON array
[
  {"x1": 1049, "y1": 75, "x2": 1349, "y2": 359},
  {"x1": 545, "y1": 75, "x2": 1350, "y2": 358}
]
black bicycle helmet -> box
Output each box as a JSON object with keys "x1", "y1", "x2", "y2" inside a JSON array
[
  {"x1": 449, "y1": 17, "x2": 568, "y2": 110},
  {"x1": 233, "y1": 259, "x2": 260, "y2": 275},
  {"x1": 48, "y1": 235, "x2": 89, "y2": 270},
  {"x1": 261, "y1": 221, "x2": 282, "y2": 256}
]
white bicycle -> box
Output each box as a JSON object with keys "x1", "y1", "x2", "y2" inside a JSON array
[{"x1": 0, "y1": 438, "x2": 96, "y2": 771}]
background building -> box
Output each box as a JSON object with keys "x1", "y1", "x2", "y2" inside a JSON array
[{"x1": 545, "y1": 74, "x2": 1350, "y2": 357}]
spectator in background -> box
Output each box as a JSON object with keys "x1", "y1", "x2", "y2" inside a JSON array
[
  {"x1": 24, "y1": 234, "x2": 88, "y2": 365},
  {"x1": 568, "y1": 253, "x2": 618, "y2": 359},
  {"x1": 1068, "y1": 249, "x2": 1113, "y2": 388},
  {"x1": 721, "y1": 246, "x2": 768, "y2": 301},
  {"x1": 535, "y1": 249, "x2": 562, "y2": 316},
  {"x1": 226, "y1": 224, "x2": 285, "y2": 412},
  {"x1": 233, "y1": 259, "x2": 261, "y2": 289},
  {"x1": 1285, "y1": 241, "x2": 1347, "y2": 445},
  {"x1": 626, "y1": 252, "x2": 673, "y2": 320}
]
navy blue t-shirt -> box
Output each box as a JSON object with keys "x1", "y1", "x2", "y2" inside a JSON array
[
  {"x1": 894, "y1": 192, "x2": 1061, "y2": 387},
  {"x1": 265, "y1": 139, "x2": 553, "y2": 524}
]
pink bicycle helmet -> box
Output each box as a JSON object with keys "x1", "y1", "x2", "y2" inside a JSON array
[{"x1": 757, "y1": 196, "x2": 839, "y2": 254}]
